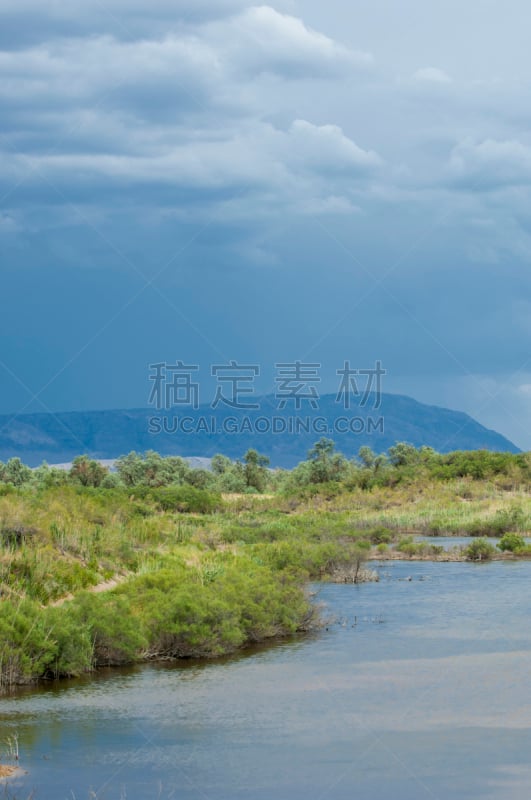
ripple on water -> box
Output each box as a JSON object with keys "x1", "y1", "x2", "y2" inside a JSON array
[{"x1": 2, "y1": 560, "x2": 531, "y2": 800}]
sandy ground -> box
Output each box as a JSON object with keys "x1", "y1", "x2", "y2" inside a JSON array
[{"x1": 0, "y1": 764, "x2": 23, "y2": 778}]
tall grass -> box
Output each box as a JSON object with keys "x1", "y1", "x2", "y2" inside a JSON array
[{"x1": 1, "y1": 475, "x2": 530, "y2": 689}]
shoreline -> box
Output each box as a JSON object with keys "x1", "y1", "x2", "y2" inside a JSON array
[
  {"x1": 0, "y1": 765, "x2": 24, "y2": 779},
  {"x1": 3, "y1": 554, "x2": 527, "y2": 697},
  {"x1": 367, "y1": 550, "x2": 527, "y2": 562},
  {"x1": 2, "y1": 471, "x2": 531, "y2": 695}
]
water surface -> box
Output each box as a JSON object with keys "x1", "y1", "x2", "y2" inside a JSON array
[
  {"x1": 2, "y1": 560, "x2": 531, "y2": 799},
  {"x1": 416, "y1": 535, "x2": 531, "y2": 550}
]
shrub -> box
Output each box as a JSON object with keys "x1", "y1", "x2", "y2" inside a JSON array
[
  {"x1": 397, "y1": 536, "x2": 415, "y2": 553},
  {"x1": 465, "y1": 538, "x2": 496, "y2": 561},
  {"x1": 120, "y1": 561, "x2": 311, "y2": 659},
  {"x1": 0, "y1": 600, "x2": 57, "y2": 686},
  {"x1": 69, "y1": 592, "x2": 146, "y2": 666},
  {"x1": 368, "y1": 526, "x2": 393, "y2": 544},
  {"x1": 151, "y1": 486, "x2": 221, "y2": 514},
  {"x1": 497, "y1": 533, "x2": 526, "y2": 553},
  {"x1": 397, "y1": 541, "x2": 420, "y2": 556},
  {"x1": 43, "y1": 606, "x2": 94, "y2": 677},
  {"x1": 466, "y1": 506, "x2": 528, "y2": 537}
]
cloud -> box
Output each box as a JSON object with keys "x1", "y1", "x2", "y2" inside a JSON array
[
  {"x1": 0, "y1": 34, "x2": 222, "y2": 116},
  {"x1": 223, "y1": 5, "x2": 373, "y2": 78},
  {"x1": 412, "y1": 66, "x2": 451, "y2": 84},
  {"x1": 0, "y1": 3, "x2": 381, "y2": 222},
  {"x1": 1, "y1": 118, "x2": 381, "y2": 214},
  {"x1": 285, "y1": 119, "x2": 382, "y2": 174},
  {"x1": 0, "y1": 0, "x2": 371, "y2": 84},
  {"x1": 448, "y1": 138, "x2": 531, "y2": 190},
  {"x1": 0, "y1": 0, "x2": 245, "y2": 12},
  {"x1": 1, "y1": 0, "x2": 531, "y2": 448},
  {"x1": 0, "y1": 1, "x2": 258, "y2": 47},
  {"x1": 0, "y1": 5, "x2": 372, "y2": 144}
]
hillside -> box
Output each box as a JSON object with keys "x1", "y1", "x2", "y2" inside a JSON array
[{"x1": 0, "y1": 393, "x2": 519, "y2": 467}]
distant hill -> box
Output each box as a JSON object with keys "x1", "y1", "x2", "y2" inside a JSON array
[{"x1": 0, "y1": 393, "x2": 519, "y2": 468}]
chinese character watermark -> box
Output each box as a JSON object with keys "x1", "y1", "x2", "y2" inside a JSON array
[
  {"x1": 211, "y1": 361, "x2": 260, "y2": 410},
  {"x1": 148, "y1": 361, "x2": 200, "y2": 410},
  {"x1": 148, "y1": 359, "x2": 387, "y2": 433},
  {"x1": 336, "y1": 360, "x2": 386, "y2": 409},
  {"x1": 274, "y1": 361, "x2": 321, "y2": 410}
]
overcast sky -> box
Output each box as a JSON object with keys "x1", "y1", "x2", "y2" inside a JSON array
[{"x1": 1, "y1": 0, "x2": 530, "y2": 448}]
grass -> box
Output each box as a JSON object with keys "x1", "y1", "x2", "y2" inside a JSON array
[{"x1": 1, "y1": 473, "x2": 531, "y2": 690}]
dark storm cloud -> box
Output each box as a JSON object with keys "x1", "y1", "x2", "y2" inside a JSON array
[
  {"x1": 1, "y1": 0, "x2": 531, "y2": 447},
  {"x1": 0, "y1": 1, "x2": 257, "y2": 48}
]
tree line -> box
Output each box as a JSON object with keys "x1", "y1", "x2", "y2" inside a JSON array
[{"x1": 0, "y1": 440, "x2": 529, "y2": 495}]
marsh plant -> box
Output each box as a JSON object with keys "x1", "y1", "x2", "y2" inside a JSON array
[{"x1": 1, "y1": 441, "x2": 530, "y2": 689}]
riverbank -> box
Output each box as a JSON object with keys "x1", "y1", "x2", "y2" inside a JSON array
[
  {"x1": 368, "y1": 549, "x2": 528, "y2": 562},
  {"x1": 5, "y1": 558, "x2": 531, "y2": 800},
  {"x1": 0, "y1": 765, "x2": 24, "y2": 779},
  {"x1": 1, "y1": 472, "x2": 531, "y2": 690}
]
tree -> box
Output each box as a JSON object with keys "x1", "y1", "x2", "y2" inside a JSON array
[
  {"x1": 215, "y1": 464, "x2": 247, "y2": 493},
  {"x1": 32, "y1": 463, "x2": 68, "y2": 489},
  {"x1": 184, "y1": 469, "x2": 214, "y2": 490},
  {"x1": 142, "y1": 451, "x2": 190, "y2": 487},
  {"x1": 307, "y1": 439, "x2": 348, "y2": 484},
  {"x1": 358, "y1": 446, "x2": 376, "y2": 470},
  {"x1": 388, "y1": 442, "x2": 421, "y2": 467},
  {"x1": 115, "y1": 451, "x2": 191, "y2": 488},
  {"x1": 115, "y1": 452, "x2": 145, "y2": 487},
  {"x1": 243, "y1": 449, "x2": 270, "y2": 492},
  {"x1": 308, "y1": 438, "x2": 336, "y2": 463},
  {"x1": 69, "y1": 456, "x2": 108, "y2": 488},
  {"x1": 211, "y1": 454, "x2": 233, "y2": 476},
  {"x1": 2, "y1": 458, "x2": 32, "y2": 487}
]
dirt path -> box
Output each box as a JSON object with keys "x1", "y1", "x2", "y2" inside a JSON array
[{"x1": 48, "y1": 574, "x2": 129, "y2": 607}]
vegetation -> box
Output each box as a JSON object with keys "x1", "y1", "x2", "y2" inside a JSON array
[
  {"x1": 2, "y1": 440, "x2": 530, "y2": 496},
  {"x1": 465, "y1": 538, "x2": 497, "y2": 561},
  {"x1": 497, "y1": 532, "x2": 527, "y2": 553},
  {"x1": 0, "y1": 440, "x2": 530, "y2": 690}
]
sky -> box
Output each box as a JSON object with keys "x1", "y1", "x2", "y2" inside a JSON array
[{"x1": 0, "y1": 0, "x2": 531, "y2": 448}]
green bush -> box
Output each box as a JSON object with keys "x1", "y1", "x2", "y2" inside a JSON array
[
  {"x1": 0, "y1": 600, "x2": 57, "y2": 687},
  {"x1": 151, "y1": 486, "x2": 221, "y2": 514},
  {"x1": 43, "y1": 606, "x2": 94, "y2": 677},
  {"x1": 397, "y1": 536, "x2": 415, "y2": 553},
  {"x1": 397, "y1": 541, "x2": 420, "y2": 556},
  {"x1": 465, "y1": 538, "x2": 496, "y2": 561},
  {"x1": 119, "y1": 561, "x2": 311, "y2": 658},
  {"x1": 69, "y1": 592, "x2": 146, "y2": 666},
  {"x1": 465, "y1": 506, "x2": 527, "y2": 537},
  {"x1": 368, "y1": 526, "x2": 393, "y2": 544},
  {"x1": 497, "y1": 533, "x2": 526, "y2": 553}
]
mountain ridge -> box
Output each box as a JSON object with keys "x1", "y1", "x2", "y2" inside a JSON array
[{"x1": 0, "y1": 392, "x2": 519, "y2": 468}]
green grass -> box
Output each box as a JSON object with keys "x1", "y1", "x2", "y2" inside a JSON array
[{"x1": 1, "y1": 473, "x2": 531, "y2": 690}]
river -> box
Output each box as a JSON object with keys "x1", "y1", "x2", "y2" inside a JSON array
[{"x1": 2, "y1": 559, "x2": 531, "y2": 799}]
